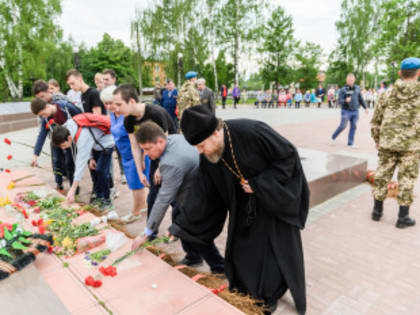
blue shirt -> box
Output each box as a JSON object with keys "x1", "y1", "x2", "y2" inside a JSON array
[{"x1": 160, "y1": 89, "x2": 178, "y2": 118}]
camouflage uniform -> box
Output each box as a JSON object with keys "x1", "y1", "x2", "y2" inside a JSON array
[
  {"x1": 371, "y1": 79, "x2": 420, "y2": 206},
  {"x1": 177, "y1": 80, "x2": 201, "y2": 118}
]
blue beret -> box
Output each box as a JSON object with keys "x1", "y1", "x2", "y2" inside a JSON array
[
  {"x1": 400, "y1": 57, "x2": 420, "y2": 70},
  {"x1": 185, "y1": 71, "x2": 198, "y2": 79}
]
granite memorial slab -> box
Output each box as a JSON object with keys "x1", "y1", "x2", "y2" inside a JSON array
[{"x1": 299, "y1": 148, "x2": 367, "y2": 207}]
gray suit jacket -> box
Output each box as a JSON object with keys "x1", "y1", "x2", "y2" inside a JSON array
[{"x1": 199, "y1": 87, "x2": 216, "y2": 113}]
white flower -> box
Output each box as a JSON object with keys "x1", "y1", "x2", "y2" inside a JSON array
[{"x1": 0, "y1": 240, "x2": 7, "y2": 248}]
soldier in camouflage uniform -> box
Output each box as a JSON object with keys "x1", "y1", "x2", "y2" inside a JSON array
[
  {"x1": 177, "y1": 71, "x2": 201, "y2": 118},
  {"x1": 370, "y1": 57, "x2": 420, "y2": 228}
]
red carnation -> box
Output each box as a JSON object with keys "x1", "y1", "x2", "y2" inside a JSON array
[
  {"x1": 92, "y1": 280, "x2": 102, "y2": 288},
  {"x1": 31, "y1": 220, "x2": 37, "y2": 227},
  {"x1": 4, "y1": 138, "x2": 11, "y2": 145},
  {"x1": 7, "y1": 155, "x2": 12, "y2": 160},
  {"x1": 22, "y1": 209, "x2": 28, "y2": 219},
  {"x1": 27, "y1": 200, "x2": 37, "y2": 207},
  {"x1": 4, "y1": 169, "x2": 10, "y2": 173},
  {"x1": 47, "y1": 245, "x2": 54, "y2": 254},
  {"x1": 85, "y1": 276, "x2": 95, "y2": 286},
  {"x1": 99, "y1": 266, "x2": 117, "y2": 277},
  {"x1": 38, "y1": 225, "x2": 46, "y2": 234}
]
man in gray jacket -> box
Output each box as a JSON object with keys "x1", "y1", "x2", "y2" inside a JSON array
[
  {"x1": 51, "y1": 118, "x2": 114, "y2": 208},
  {"x1": 197, "y1": 78, "x2": 216, "y2": 113},
  {"x1": 132, "y1": 121, "x2": 224, "y2": 273}
]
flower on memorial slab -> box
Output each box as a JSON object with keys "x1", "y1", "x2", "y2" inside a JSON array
[
  {"x1": 4, "y1": 138, "x2": 11, "y2": 145},
  {"x1": 99, "y1": 265, "x2": 117, "y2": 277},
  {"x1": 62, "y1": 237, "x2": 74, "y2": 249},
  {"x1": 7, "y1": 182, "x2": 15, "y2": 190},
  {"x1": 4, "y1": 169, "x2": 10, "y2": 173},
  {"x1": 84, "y1": 275, "x2": 102, "y2": 288},
  {"x1": 26, "y1": 200, "x2": 37, "y2": 207},
  {"x1": 38, "y1": 225, "x2": 46, "y2": 234},
  {"x1": 7, "y1": 155, "x2": 12, "y2": 160}
]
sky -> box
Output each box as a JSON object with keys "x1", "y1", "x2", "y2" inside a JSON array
[{"x1": 59, "y1": 0, "x2": 341, "y2": 72}]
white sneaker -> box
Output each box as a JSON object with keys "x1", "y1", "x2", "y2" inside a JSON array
[
  {"x1": 348, "y1": 144, "x2": 359, "y2": 149},
  {"x1": 110, "y1": 187, "x2": 119, "y2": 199},
  {"x1": 329, "y1": 138, "x2": 336, "y2": 146}
]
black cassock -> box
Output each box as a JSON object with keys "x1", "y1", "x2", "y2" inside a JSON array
[{"x1": 170, "y1": 119, "x2": 310, "y2": 314}]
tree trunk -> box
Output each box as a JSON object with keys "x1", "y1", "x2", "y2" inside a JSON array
[
  {"x1": 233, "y1": 0, "x2": 239, "y2": 84},
  {"x1": 17, "y1": 41, "x2": 23, "y2": 100},
  {"x1": 211, "y1": 30, "x2": 219, "y2": 100},
  {"x1": 234, "y1": 34, "x2": 239, "y2": 84},
  {"x1": 135, "y1": 24, "x2": 143, "y2": 96}
]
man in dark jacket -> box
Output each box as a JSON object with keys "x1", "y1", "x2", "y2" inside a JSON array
[
  {"x1": 197, "y1": 78, "x2": 216, "y2": 113},
  {"x1": 170, "y1": 106, "x2": 310, "y2": 314},
  {"x1": 160, "y1": 79, "x2": 178, "y2": 125},
  {"x1": 331, "y1": 73, "x2": 368, "y2": 148}
]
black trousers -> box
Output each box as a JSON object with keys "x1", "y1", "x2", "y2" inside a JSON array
[
  {"x1": 181, "y1": 239, "x2": 225, "y2": 273},
  {"x1": 51, "y1": 143, "x2": 74, "y2": 186},
  {"x1": 222, "y1": 97, "x2": 227, "y2": 109},
  {"x1": 233, "y1": 97, "x2": 240, "y2": 108}
]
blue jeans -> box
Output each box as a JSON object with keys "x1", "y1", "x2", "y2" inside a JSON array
[
  {"x1": 332, "y1": 109, "x2": 359, "y2": 145},
  {"x1": 91, "y1": 148, "x2": 114, "y2": 201}
]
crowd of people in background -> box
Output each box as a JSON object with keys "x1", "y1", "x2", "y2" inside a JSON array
[{"x1": 253, "y1": 83, "x2": 390, "y2": 109}]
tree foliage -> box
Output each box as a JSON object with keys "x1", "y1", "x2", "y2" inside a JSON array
[
  {"x1": 259, "y1": 6, "x2": 295, "y2": 92},
  {"x1": 0, "y1": 0, "x2": 62, "y2": 99}
]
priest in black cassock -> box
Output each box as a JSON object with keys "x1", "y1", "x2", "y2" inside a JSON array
[{"x1": 169, "y1": 105, "x2": 310, "y2": 314}]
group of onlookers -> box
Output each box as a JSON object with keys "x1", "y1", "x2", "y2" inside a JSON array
[{"x1": 253, "y1": 82, "x2": 390, "y2": 109}]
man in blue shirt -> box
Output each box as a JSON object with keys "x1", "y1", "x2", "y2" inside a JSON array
[
  {"x1": 331, "y1": 73, "x2": 368, "y2": 148},
  {"x1": 160, "y1": 79, "x2": 178, "y2": 127}
]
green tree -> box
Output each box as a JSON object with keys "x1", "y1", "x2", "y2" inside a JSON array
[
  {"x1": 259, "y1": 6, "x2": 294, "y2": 92},
  {"x1": 325, "y1": 49, "x2": 354, "y2": 87},
  {"x1": 294, "y1": 42, "x2": 323, "y2": 91},
  {"x1": 335, "y1": 0, "x2": 382, "y2": 85},
  {"x1": 78, "y1": 33, "x2": 137, "y2": 87},
  {"x1": 140, "y1": 0, "x2": 198, "y2": 86},
  {"x1": 0, "y1": 0, "x2": 62, "y2": 99},
  {"x1": 45, "y1": 40, "x2": 74, "y2": 92},
  {"x1": 217, "y1": 0, "x2": 266, "y2": 83},
  {"x1": 378, "y1": 0, "x2": 420, "y2": 78}
]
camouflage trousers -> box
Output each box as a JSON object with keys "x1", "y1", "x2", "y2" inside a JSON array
[{"x1": 373, "y1": 150, "x2": 420, "y2": 206}]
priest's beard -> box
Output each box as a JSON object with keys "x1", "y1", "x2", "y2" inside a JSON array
[{"x1": 204, "y1": 140, "x2": 225, "y2": 164}]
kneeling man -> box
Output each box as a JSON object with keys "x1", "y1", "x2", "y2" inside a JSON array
[{"x1": 132, "y1": 122, "x2": 224, "y2": 274}]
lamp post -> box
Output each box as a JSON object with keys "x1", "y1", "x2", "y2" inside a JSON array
[{"x1": 177, "y1": 52, "x2": 183, "y2": 89}]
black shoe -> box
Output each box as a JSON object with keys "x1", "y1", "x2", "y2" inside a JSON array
[
  {"x1": 178, "y1": 257, "x2": 203, "y2": 267},
  {"x1": 211, "y1": 270, "x2": 226, "y2": 279},
  {"x1": 75, "y1": 186, "x2": 80, "y2": 195},
  {"x1": 56, "y1": 184, "x2": 64, "y2": 191},
  {"x1": 396, "y1": 206, "x2": 416, "y2": 228},
  {"x1": 371, "y1": 199, "x2": 383, "y2": 221},
  {"x1": 396, "y1": 216, "x2": 416, "y2": 228}
]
